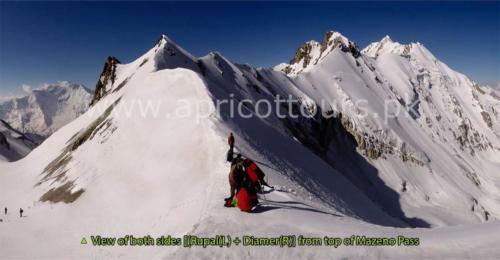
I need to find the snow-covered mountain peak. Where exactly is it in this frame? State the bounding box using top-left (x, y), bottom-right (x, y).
top-left (89, 34), bottom-right (203, 105)
top-left (275, 30), bottom-right (358, 76)
top-left (362, 35), bottom-right (407, 58)
top-left (154, 34), bottom-right (170, 47)
top-left (153, 35), bottom-right (198, 70)
top-left (0, 82), bottom-right (92, 138)
top-left (381, 35), bottom-right (393, 43)
top-left (362, 36), bottom-right (436, 62)
top-left (323, 30), bottom-right (350, 45)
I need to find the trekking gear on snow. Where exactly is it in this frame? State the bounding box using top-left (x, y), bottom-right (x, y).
top-left (225, 133), bottom-right (271, 212)
top-left (224, 197), bottom-right (237, 207)
top-left (227, 155), bottom-right (264, 212)
top-left (235, 187), bottom-right (258, 212)
top-left (243, 159), bottom-right (270, 192)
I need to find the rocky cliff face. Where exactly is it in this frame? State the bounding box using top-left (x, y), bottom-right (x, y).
top-left (90, 56), bottom-right (120, 106)
top-left (278, 31), bottom-right (353, 75)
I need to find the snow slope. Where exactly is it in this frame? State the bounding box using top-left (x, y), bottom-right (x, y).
top-left (1, 33), bottom-right (499, 259)
top-left (0, 81), bottom-right (93, 138)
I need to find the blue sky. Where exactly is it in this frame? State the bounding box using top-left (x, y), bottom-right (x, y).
top-left (0, 1), bottom-right (498, 96)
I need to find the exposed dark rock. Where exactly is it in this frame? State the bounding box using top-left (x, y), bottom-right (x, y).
top-left (481, 111), bottom-right (493, 128)
top-left (112, 76), bottom-right (131, 94)
top-left (471, 197), bottom-right (478, 211)
top-left (197, 60), bottom-right (207, 76)
top-left (282, 66), bottom-right (293, 74)
top-left (40, 181), bottom-right (84, 204)
top-left (289, 42), bottom-right (314, 68)
top-left (341, 41), bottom-right (361, 58)
top-left (155, 35), bottom-right (167, 49)
top-left (90, 56), bottom-right (121, 106)
top-left (402, 45), bottom-right (412, 56)
top-left (255, 70), bottom-right (263, 82)
top-left (459, 164), bottom-right (481, 187)
top-left (454, 119), bottom-right (490, 154)
top-left (320, 31), bottom-right (334, 54)
top-left (339, 116), bottom-right (386, 159)
top-left (281, 32), bottom-right (361, 74)
top-left (0, 132), bottom-right (9, 150)
top-left (139, 58), bottom-right (149, 67)
top-left (472, 83), bottom-right (486, 95)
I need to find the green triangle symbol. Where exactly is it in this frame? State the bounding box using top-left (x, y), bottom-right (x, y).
top-left (81, 238), bottom-right (87, 245)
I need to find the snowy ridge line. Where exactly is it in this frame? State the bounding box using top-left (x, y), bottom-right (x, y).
top-left (60, 32), bottom-right (500, 227)
top-left (1, 30), bottom-right (499, 258)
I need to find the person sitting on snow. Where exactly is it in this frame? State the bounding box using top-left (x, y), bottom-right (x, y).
top-left (225, 154), bottom-right (259, 212)
top-left (224, 133), bottom-right (262, 212)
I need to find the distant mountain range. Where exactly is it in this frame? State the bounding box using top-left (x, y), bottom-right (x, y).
top-left (0, 81), bottom-right (92, 161)
top-left (0, 81), bottom-right (92, 138)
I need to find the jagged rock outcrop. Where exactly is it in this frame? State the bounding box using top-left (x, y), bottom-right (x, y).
top-left (341, 41), bottom-right (361, 58)
top-left (481, 111), bottom-right (493, 128)
top-left (279, 31), bottom-right (353, 75)
top-left (289, 41), bottom-right (316, 69)
top-left (90, 56), bottom-right (121, 106)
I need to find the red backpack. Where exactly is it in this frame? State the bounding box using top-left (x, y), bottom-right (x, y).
top-left (245, 159), bottom-right (260, 183)
top-left (236, 187), bottom-right (258, 212)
